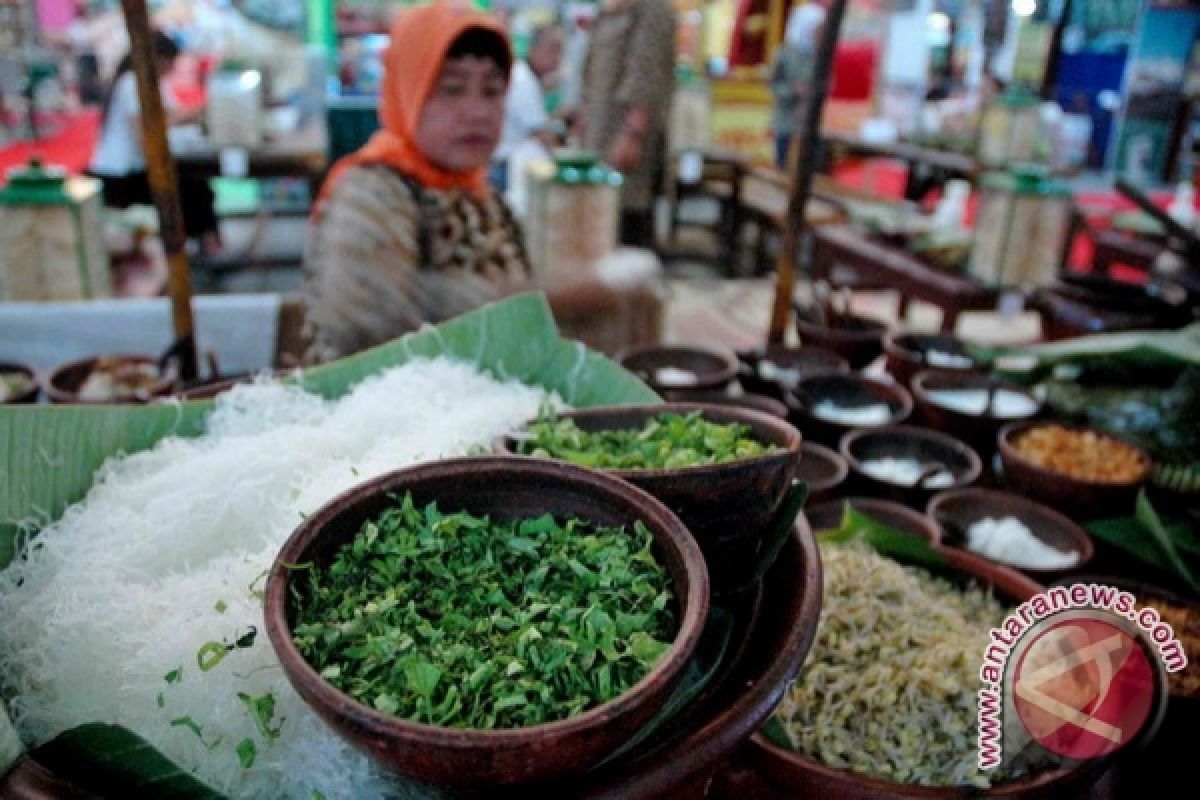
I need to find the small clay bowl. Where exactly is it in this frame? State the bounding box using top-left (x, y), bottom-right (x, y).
top-left (786, 374), bottom-right (913, 446)
top-left (736, 345), bottom-right (850, 401)
top-left (927, 488), bottom-right (1093, 580)
top-left (997, 421), bottom-right (1153, 518)
top-left (45, 354), bottom-right (178, 404)
top-left (840, 425), bottom-right (983, 509)
top-left (793, 307), bottom-right (887, 369)
top-left (173, 369), bottom-right (293, 401)
top-left (744, 551), bottom-right (1132, 799)
top-left (264, 456), bottom-right (709, 787)
top-left (911, 370), bottom-right (1042, 457)
top-left (616, 344), bottom-right (739, 395)
top-left (0, 361), bottom-right (39, 403)
top-left (500, 404), bottom-right (802, 590)
top-left (804, 496), bottom-right (939, 543)
top-left (795, 442), bottom-right (849, 507)
top-left (664, 388), bottom-right (789, 419)
top-left (883, 332), bottom-right (979, 388)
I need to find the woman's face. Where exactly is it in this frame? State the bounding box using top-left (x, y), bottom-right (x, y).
top-left (415, 56), bottom-right (507, 173)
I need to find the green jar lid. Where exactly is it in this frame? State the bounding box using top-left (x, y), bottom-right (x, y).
top-left (0, 159), bottom-right (72, 206)
top-left (552, 150), bottom-right (623, 186)
top-left (999, 88), bottom-right (1040, 109)
top-left (980, 171), bottom-right (1015, 192)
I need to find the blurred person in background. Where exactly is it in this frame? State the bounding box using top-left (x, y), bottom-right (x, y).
top-left (491, 23), bottom-right (564, 191)
top-left (88, 31), bottom-right (221, 256)
top-left (768, 2), bottom-right (825, 170)
top-left (579, 0), bottom-right (677, 249)
top-left (304, 2), bottom-right (620, 363)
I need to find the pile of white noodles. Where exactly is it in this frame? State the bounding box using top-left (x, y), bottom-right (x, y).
top-left (0, 358), bottom-right (556, 799)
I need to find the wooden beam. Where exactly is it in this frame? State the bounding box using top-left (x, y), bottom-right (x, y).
top-left (767, 0), bottom-right (848, 343)
top-left (119, 0), bottom-right (198, 382)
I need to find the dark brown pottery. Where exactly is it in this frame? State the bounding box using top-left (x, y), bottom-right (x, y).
top-left (805, 496), bottom-right (940, 542)
top-left (793, 306), bottom-right (887, 369)
top-left (263, 457), bottom-right (710, 787)
top-left (736, 345), bottom-right (850, 401)
top-left (912, 370), bottom-right (1042, 458)
top-left (787, 374), bottom-right (913, 447)
top-left (744, 549), bottom-right (1129, 799)
top-left (500, 404), bottom-right (803, 589)
top-left (883, 332), bottom-right (980, 390)
top-left (0, 361), bottom-right (39, 403)
top-left (927, 488), bottom-right (1094, 581)
top-left (173, 369), bottom-right (292, 400)
top-left (997, 422), bottom-right (1153, 519)
top-left (616, 344), bottom-right (739, 395)
top-left (795, 442), bottom-right (850, 507)
top-left (45, 354), bottom-right (178, 404)
top-left (663, 388), bottom-right (789, 419)
top-left (841, 425), bottom-right (983, 508)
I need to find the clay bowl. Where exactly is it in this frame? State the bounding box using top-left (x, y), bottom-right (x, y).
top-left (263, 457), bottom-right (709, 787)
top-left (0, 361), bottom-right (39, 403)
top-left (499, 404), bottom-right (802, 591)
top-left (616, 344), bottom-right (739, 396)
top-left (795, 442), bottom-right (850, 507)
top-left (736, 345), bottom-right (850, 401)
top-left (663, 388), bottom-right (788, 419)
top-left (804, 496), bottom-right (940, 543)
top-left (786, 374), bottom-right (913, 447)
top-left (793, 307), bottom-right (887, 369)
top-left (883, 332), bottom-right (980, 389)
top-left (45, 354), bottom-right (178, 404)
top-left (927, 488), bottom-right (1094, 581)
top-left (742, 549), bottom-right (1128, 799)
top-left (997, 421), bottom-right (1153, 519)
top-left (911, 371), bottom-right (1042, 458)
top-left (840, 425), bottom-right (983, 509)
top-left (173, 369), bottom-right (292, 401)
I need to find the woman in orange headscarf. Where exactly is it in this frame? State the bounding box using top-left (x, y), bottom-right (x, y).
top-left (305, 2), bottom-right (595, 362)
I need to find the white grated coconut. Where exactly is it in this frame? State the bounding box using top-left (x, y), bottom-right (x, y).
top-left (0, 358), bottom-right (559, 799)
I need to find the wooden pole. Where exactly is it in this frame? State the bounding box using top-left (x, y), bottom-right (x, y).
top-left (120, 0), bottom-right (198, 382)
top-left (767, 0), bottom-right (849, 343)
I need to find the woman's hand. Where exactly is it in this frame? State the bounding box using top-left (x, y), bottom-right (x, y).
top-left (607, 129), bottom-right (642, 173)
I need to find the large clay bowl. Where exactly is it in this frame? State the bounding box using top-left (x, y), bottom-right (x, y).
top-left (786, 374), bottom-right (913, 447)
top-left (911, 370), bottom-right (1042, 458)
top-left (0, 361), bottom-right (39, 403)
top-left (997, 421), bottom-right (1153, 518)
top-left (737, 345), bottom-right (850, 401)
top-left (264, 457), bottom-right (710, 787)
top-left (883, 332), bottom-right (980, 389)
top-left (45, 354), bottom-right (178, 404)
top-left (927, 488), bottom-right (1094, 581)
top-left (841, 425), bottom-right (983, 509)
top-left (616, 344), bottom-right (739, 396)
top-left (501, 404), bottom-right (802, 589)
top-left (794, 307), bottom-right (887, 369)
top-left (743, 546), bottom-right (1135, 798)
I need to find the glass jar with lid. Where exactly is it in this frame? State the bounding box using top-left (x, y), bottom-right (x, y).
top-left (978, 90), bottom-right (1043, 166)
top-left (968, 167), bottom-right (1072, 289)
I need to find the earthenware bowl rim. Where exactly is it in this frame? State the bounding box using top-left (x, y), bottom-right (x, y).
top-left (45, 353), bottom-right (178, 403)
top-left (616, 343), bottom-right (740, 387)
top-left (910, 370), bottom-right (1043, 423)
top-left (0, 360), bottom-right (40, 402)
top-left (797, 441), bottom-right (851, 491)
top-left (883, 331), bottom-right (977, 365)
top-left (787, 374), bottom-right (916, 421)
top-left (805, 496), bottom-right (940, 543)
top-left (926, 487), bottom-right (1096, 573)
top-left (839, 424), bottom-right (985, 488)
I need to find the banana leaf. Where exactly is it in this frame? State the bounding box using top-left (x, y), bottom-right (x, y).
top-left (980, 323), bottom-right (1200, 382)
top-left (0, 293), bottom-right (658, 570)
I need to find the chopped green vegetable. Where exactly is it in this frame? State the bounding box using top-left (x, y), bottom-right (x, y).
top-left (164, 667), bottom-right (182, 685)
top-left (196, 627), bottom-right (257, 672)
top-left (236, 691), bottom-right (282, 741)
top-left (516, 410), bottom-right (776, 470)
top-left (170, 717), bottom-right (221, 750)
top-left (236, 738), bottom-right (256, 769)
top-left (214, 600), bottom-right (227, 614)
top-left (291, 492), bottom-right (677, 730)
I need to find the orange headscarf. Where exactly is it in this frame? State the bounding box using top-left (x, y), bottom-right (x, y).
top-left (317, 2), bottom-right (511, 209)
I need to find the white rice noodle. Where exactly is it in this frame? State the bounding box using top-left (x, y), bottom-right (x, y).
top-left (0, 358), bottom-right (559, 799)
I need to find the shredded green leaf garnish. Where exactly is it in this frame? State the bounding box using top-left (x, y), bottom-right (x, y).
top-left (517, 409), bottom-right (776, 469)
top-left (236, 691), bottom-right (282, 741)
top-left (290, 492), bottom-right (676, 730)
top-left (164, 667), bottom-right (182, 685)
top-left (170, 717), bottom-right (221, 750)
top-left (235, 738), bottom-right (256, 769)
top-left (214, 600), bottom-right (228, 614)
top-left (197, 627), bottom-right (258, 671)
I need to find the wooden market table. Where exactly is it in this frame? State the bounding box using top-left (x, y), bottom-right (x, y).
top-left (809, 224), bottom-right (996, 332)
top-left (821, 132), bottom-right (979, 202)
top-left (172, 119), bottom-right (329, 194)
top-left (1090, 228), bottom-right (1164, 276)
